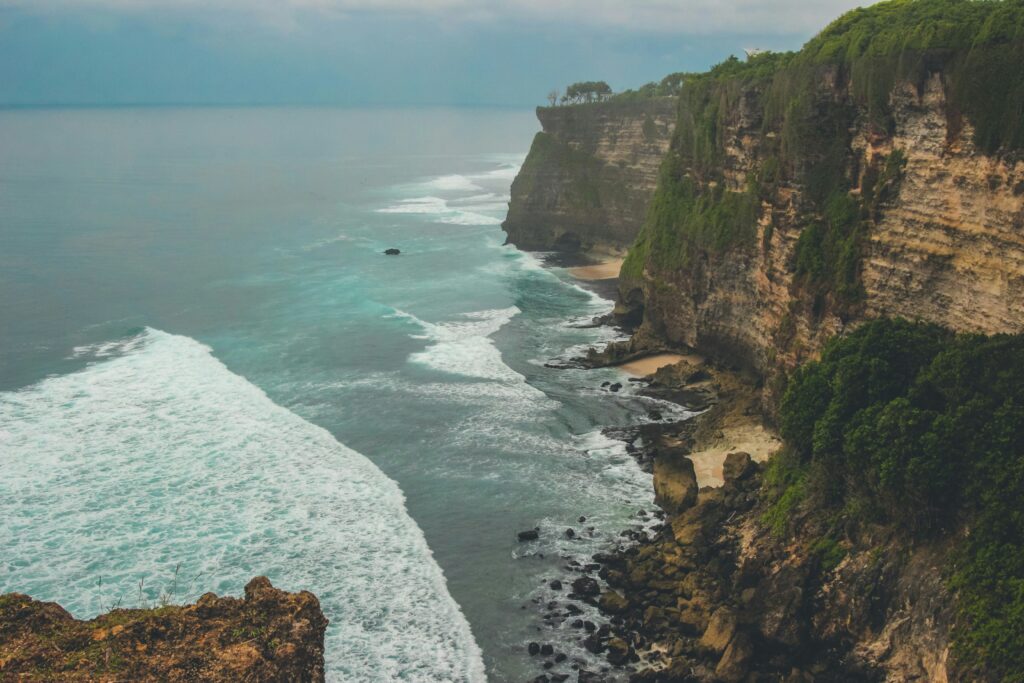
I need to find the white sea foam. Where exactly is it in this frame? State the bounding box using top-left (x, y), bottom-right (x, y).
top-left (70, 334), bottom-right (148, 360)
top-left (423, 174), bottom-right (484, 192)
top-left (0, 328), bottom-right (485, 683)
top-left (378, 195), bottom-right (449, 215)
top-left (470, 165), bottom-right (519, 181)
top-left (391, 307), bottom-right (533, 385)
top-left (452, 193), bottom-right (510, 212)
top-left (438, 211), bottom-right (502, 226)
top-left (378, 196), bottom-right (502, 226)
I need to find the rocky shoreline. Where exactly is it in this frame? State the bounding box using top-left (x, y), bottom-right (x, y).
top-left (521, 331), bottom-right (957, 683)
top-left (517, 332), bottom-right (772, 682)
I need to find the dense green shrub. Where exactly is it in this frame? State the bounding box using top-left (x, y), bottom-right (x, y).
top-left (799, 0), bottom-right (1024, 153)
top-left (775, 319), bottom-right (1024, 679)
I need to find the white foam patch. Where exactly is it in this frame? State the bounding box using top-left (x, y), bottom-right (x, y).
top-left (423, 174), bottom-right (484, 192)
top-left (378, 196), bottom-right (449, 215)
top-left (438, 211), bottom-right (502, 226)
top-left (70, 334), bottom-right (148, 360)
top-left (451, 193), bottom-right (510, 212)
top-left (470, 165), bottom-right (519, 181)
top-left (0, 328), bottom-right (485, 683)
top-left (377, 196), bottom-right (502, 226)
top-left (570, 430), bottom-right (655, 505)
top-left (392, 307), bottom-right (536, 386)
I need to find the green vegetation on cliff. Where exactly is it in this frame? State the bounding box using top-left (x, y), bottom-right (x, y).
top-left (621, 53), bottom-right (790, 282)
top-left (512, 131), bottom-right (605, 210)
top-left (623, 0), bottom-right (1024, 307)
top-left (770, 319), bottom-right (1024, 680)
top-left (800, 0), bottom-right (1024, 153)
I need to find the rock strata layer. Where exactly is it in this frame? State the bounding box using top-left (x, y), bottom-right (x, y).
top-left (619, 70), bottom-right (1024, 390)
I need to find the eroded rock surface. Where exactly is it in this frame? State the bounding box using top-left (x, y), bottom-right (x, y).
top-left (0, 577), bottom-right (327, 682)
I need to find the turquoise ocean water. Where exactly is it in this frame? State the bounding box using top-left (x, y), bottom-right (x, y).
top-left (0, 107), bottom-right (684, 681)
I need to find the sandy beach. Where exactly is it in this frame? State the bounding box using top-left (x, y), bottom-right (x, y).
top-left (687, 421), bottom-right (782, 488)
top-left (568, 257), bottom-right (624, 281)
top-left (617, 353), bottom-right (702, 377)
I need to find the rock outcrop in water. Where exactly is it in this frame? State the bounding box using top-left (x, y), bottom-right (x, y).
top-left (0, 576), bottom-right (327, 682)
top-left (502, 99), bottom-right (677, 252)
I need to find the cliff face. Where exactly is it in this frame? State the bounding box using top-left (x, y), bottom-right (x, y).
top-left (502, 99), bottom-right (676, 252)
top-left (0, 577), bottom-right (327, 682)
top-left (618, 67), bottom-right (1024, 386)
top-left (861, 75), bottom-right (1024, 332)
top-left (501, 3), bottom-right (1024, 681)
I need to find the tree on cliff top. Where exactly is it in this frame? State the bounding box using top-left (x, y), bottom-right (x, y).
top-left (560, 81), bottom-right (613, 105)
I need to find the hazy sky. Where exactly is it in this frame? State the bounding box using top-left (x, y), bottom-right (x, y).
top-left (0, 0), bottom-right (870, 106)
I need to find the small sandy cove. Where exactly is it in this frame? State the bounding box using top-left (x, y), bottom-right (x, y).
top-left (618, 353), bottom-right (700, 377)
top-left (568, 257), bottom-right (624, 281)
top-left (616, 352), bottom-right (783, 488)
top-left (688, 424), bottom-right (782, 488)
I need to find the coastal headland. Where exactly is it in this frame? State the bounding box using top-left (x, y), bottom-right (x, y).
top-left (507, 0), bottom-right (1024, 680)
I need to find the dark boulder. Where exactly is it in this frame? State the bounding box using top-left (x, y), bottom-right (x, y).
top-left (653, 453), bottom-right (698, 514)
top-left (383, 248), bottom-right (401, 255)
top-left (605, 637), bottom-right (631, 665)
top-left (583, 634), bottom-right (605, 654)
top-left (571, 577), bottom-right (601, 597)
top-left (723, 451), bottom-right (754, 483)
top-left (518, 529), bottom-right (540, 542)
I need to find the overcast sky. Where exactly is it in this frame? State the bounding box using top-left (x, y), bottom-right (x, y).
top-left (0, 0), bottom-right (871, 106)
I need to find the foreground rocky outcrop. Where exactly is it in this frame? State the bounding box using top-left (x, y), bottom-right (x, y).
top-left (0, 577), bottom-right (327, 682)
top-left (502, 99), bottom-right (677, 253)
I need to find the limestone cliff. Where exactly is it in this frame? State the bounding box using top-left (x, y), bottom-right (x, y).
top-left (502, 99), bottom-right (676, 252)
top-left (501, 2), bottom-right (1024, 681)
top-left (0, 577), bottom-right (327, 682)
top-left (616, 10), bottom-right (1024, 388)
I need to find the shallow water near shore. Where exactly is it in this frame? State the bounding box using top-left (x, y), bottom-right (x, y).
top-left (0, 107), bottom-right (678, 681)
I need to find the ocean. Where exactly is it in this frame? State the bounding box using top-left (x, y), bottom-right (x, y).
top-left (0, 107), bottom-right (683, 681)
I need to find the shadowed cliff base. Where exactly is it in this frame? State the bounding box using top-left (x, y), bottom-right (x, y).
top-left (0, 577), bottom-right (327, 682)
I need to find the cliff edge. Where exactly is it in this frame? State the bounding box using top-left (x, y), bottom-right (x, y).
top-left (502, 99), bottom-right (676, 252)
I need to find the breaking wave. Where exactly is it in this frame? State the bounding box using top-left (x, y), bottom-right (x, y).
top-left (0, 328), bottom-right (486, 683)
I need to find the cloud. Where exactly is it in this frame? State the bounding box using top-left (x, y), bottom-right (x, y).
top-left (0, 0), bottom-right (870, 35)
